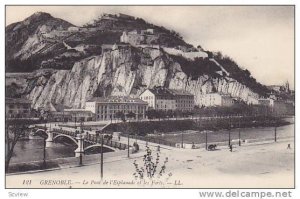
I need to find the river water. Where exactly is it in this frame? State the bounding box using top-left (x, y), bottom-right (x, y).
top-left (10, 136), bottom-right (113, 164)
top-left (10, 137), bottom-right (77, 164)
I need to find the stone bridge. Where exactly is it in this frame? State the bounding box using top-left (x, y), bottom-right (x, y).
top-left (30, 126), bottom-right (129, 157)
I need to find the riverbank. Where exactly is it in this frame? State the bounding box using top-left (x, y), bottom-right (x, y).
top-left (6, 133), bottom-right (292, 175)
top-left (6, 138), bottom-right (294, 188)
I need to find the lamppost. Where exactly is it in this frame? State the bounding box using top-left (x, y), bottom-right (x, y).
top-left (274, 123), bottom-right (277, 142)
top-left (43, 135), bottom-right (46, 169)
top-left (80, 119), bottom-right (84, 133)
top-left (75, 132), bottom-right (83, 166)
top-left (274, 112), bottom-right (277, 142)
top-left (62, 109), bottom-right (65, 124)
top-left (181, 132), bottom-right (184, 148)
top-left (100, 131), bottom-right (103, 180)
top-left (228, 117), bottom-right (232, 146)
top-left (74, 113), bottom-right (77, 129)
top-left (79, 120), bottom-right (85, 166)
top-left (43, 118), bottom-right (47, 169)
top-left (121, 115), bottom-right (130, 158)
top-left (79, 151), bottom-right (83, 166)
top-left (205, 131), bottom-right (208, 150)
top-left (127, 131), bottom-right (130, 158)
top-left (49, 114), bottom-right (52, 131)
top-left (238, 116), bottom-right (241, 146)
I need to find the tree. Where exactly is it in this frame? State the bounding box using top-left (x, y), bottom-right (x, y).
top-left (5, 119), bottom-right (33, 172)
top-left (126, 111), bottom-right (136, 121)
top-left (166, 110), bottom-right (174, 118)
top-left (115, 111), bottom-right (125, 121)
top-left (146, 109), bottom-right (157, 120)
top-left (156, 110), bottom-right (166, 121)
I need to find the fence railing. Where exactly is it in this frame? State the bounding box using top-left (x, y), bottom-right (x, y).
top-left (127, 134), bottom-right (176, 147)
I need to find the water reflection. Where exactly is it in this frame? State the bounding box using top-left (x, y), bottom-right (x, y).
top-left (11, 137), bottom-right (77, 164)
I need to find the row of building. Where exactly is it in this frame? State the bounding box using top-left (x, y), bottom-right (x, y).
top-left (5, 88), bottom-right (195, 121)
top-left (5, 87), bottom-right (294, 121)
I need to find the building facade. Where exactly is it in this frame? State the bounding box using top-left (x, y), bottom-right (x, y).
top-left (5, 98), bottom-right (32, 118)
top-left (258, 98), bottom-right (294, 115)
top-left (120, 29), bottom-right (158, 46)
top-left (139, 88), bottom-right (194, 111)
top-left (198, 93), bottom-right (234, 107)
top-left (246, 94), bottom-right (259, 105)
top-left (63, 109), bottom-right (95, 122)
top-left (85, 96), bottom-right (148, 121)
top-left (258, 98), bottom-right (275, 107)
top-left (171, 90), bottom-right (195, 111)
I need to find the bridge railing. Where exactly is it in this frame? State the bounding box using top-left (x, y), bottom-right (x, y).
top-left (52, 128), bottom-right (77, 136)
top-left (86, 134), bottom-right (128, 150)
top-left (51, 128), bottom-right (128, 150)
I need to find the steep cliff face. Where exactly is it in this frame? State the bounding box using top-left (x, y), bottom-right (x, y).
top-left (6, 12), bottom-right (267, 109)
top-left (23, 46), bottom-right (259, 109)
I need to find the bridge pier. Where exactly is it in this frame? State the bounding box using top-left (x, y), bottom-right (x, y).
top-left (75, 134), bottom-right (84, 158)
top-left (45, 130), bottom-right (54, 148)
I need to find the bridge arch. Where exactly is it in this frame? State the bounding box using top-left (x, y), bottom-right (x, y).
top-left (33, 129), bottom-right (48, 137)
top-left (84, 144), bottom-right (117, 152)
top-left (53, 134), bottom-right (78, 145)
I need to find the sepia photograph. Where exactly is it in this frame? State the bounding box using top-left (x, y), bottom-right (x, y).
top-left (4, 5), bottom-right (295, 189)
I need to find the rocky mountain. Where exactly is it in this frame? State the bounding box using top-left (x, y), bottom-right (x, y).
top-left (6, 12), bottom-right (76, 72)
top-left (5, 12), bottom-right (270, 109)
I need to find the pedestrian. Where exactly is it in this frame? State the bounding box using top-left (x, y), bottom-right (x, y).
top-left (192, 142), bottom-right (195, 149)
top-left (136, 143), bottom-right (139, 152)
top-left (157, 145), bottom-right (160, 152)
top-left (118, 134), bottom-right (121, 141)
top-left (287, 144), bottom-right (291, 149)
top-left (229, 144), bottom-right (233, 152)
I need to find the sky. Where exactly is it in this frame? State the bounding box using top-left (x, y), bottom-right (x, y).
top-left (6, 6), bottom-right (295, 88)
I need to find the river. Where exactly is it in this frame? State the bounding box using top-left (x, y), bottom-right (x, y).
top-left (10, 137), bottom-right (77, 164)
top-left (10, 136), bottom-right (113, 164)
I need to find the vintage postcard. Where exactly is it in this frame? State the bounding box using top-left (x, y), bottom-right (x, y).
top-left (5, 5), bottom-right (295, 189)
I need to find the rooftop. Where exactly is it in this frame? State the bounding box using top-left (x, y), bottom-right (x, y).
top-left (202, 92), bottom-right (232, 98)
top-left (87, 96), bottom-right (147, 104)
top-left (147, 87), bottom-right (193, 97)
top-left (64, 109), bottom-right (94, 114)
top-left (169, 89), bottom-right (194, 96)
top-left (148, 88), bottom-right (174, 97)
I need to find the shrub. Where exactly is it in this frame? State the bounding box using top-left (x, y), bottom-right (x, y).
top-left (133, 147), bottom-right (171, 180)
